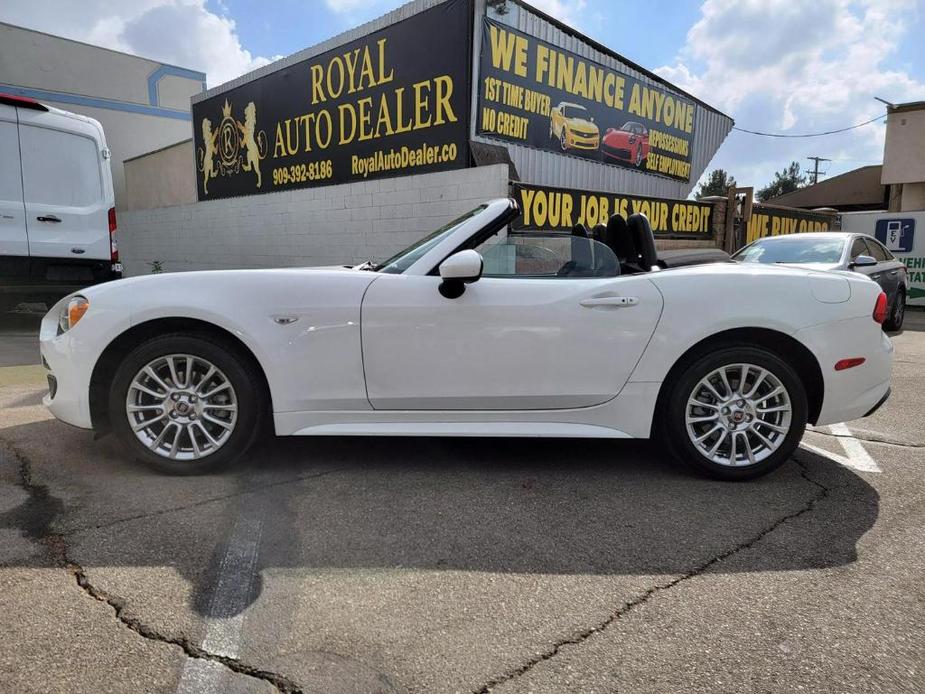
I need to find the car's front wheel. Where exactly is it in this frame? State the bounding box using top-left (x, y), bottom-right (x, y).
top-left (109, 333), bottom-right (265, 474)
top-left (660, 346), bottom-right (808, 480)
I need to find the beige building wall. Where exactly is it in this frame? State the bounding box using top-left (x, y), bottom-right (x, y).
top-left (900, 182), bottom-right (925, 212)
top-left (882, 105), bottom-right (925, 185)
top-left (0, 22), bottom-right (203, 204)
top-left (124, 140), bottom-right (197, 211)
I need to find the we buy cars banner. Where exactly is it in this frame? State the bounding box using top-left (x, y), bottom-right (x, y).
top-left (476, 18), bottom-right (697, 182)
top-left (511, 182), bottom-right (714, 239)
top-left (745, 204), bottom-right (836, 245)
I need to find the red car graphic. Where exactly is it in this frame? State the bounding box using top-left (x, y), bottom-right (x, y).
top-left (601, 121), bottom-right (649, 167)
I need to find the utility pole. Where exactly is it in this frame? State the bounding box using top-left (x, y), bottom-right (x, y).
top-left (807, 156), bottom-right (831, 185)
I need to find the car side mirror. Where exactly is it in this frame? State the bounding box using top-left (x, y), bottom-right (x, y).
top-left (849, 254), bottom-right (877, 269)
top-left (438, 249), bottom-right (483, 299)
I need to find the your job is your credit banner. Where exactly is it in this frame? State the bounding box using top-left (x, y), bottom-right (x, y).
top-left (477, 18), bottom-right (697, 182)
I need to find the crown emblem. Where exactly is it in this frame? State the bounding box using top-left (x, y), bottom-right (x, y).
top-left (221, 99), bottom-right (232, 119)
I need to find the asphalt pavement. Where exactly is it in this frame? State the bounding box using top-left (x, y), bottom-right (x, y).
top-left (1, 309), bottom-right (923, 693)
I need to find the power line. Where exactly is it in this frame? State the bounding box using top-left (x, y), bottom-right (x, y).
top-left (732, 115), bottom-right (886, 138)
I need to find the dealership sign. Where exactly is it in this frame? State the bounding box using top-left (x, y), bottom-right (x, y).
top-left (745, 205), bottom-right (835, 244)
top-left (191, 0), bottom-right (471, 200)
top-left (511, 183), bottom-right (713, 238)
top-left (477, 18), bottom-right (697, 182)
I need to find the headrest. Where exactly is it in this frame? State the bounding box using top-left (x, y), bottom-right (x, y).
top-left (571, 223), bottom-right (589, 238)
top-left (605, 214), bottom-right (636, 260)
top-left (590, 223), bottom-right (607, 244)
top-left (627, 213), bottom-right (658, 271)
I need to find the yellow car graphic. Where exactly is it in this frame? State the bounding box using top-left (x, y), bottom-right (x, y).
top-left (549, 101), bottom-right (600, 152)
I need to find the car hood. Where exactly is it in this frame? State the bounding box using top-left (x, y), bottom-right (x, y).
top-left (565, 118), bottom-right (598, 134)
top-left (75, 265), bottom-right (368, 299)
top-left (768, 261), bottom-right (841, 272)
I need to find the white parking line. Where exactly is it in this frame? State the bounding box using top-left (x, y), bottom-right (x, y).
top-left (801, 423), bottom-right (881, 473)
top-left (175, 515), bottom-right (263, 693)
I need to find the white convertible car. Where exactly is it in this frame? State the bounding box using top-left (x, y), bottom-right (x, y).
top-left (40, 199), bottom-right (893, 479)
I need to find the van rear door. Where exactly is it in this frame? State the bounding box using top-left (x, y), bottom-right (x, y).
top-left (18, 108), bottom-right (112, 264)
top-left (0, 103), bottom-right (28, 276)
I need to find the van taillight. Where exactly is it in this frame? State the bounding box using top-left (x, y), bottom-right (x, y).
top-left (872, 292), bottom-right (888, 324)
top-left (108, 207), bottom-right (119, 262)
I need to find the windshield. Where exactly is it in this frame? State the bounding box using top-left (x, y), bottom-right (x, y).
top-left (377, 205), bottom-right (487, 274)
top-left (561, 105), bottom-right (587, 119)
top-left (734, 237), bottom-right (845, 265)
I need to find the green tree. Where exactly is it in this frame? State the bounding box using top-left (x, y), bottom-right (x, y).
top-left (695, 169), bottom-right (736, 199)
top-left (757, 161), bottom-right (806, 201)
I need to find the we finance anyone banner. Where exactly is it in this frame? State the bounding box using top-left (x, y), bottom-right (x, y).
top-left (477, 18), bottom-right (697, 182)
top-left (192, 0), bottom-right (471, 200)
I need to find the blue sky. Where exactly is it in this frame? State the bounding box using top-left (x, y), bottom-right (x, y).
top-left (3, 0), bottom-right (924, 192)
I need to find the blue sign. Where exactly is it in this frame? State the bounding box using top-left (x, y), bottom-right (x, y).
top-left (875, 218), bottom-right (915, 253)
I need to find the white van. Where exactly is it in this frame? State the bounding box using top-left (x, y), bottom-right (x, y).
top-left (1, 93), bottom-right (121, 310)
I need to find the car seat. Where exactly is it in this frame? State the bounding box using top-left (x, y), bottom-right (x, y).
top-left (571, 222), bottom-right (590, 238)
top-left (626, 213), bottom-right (658, 272)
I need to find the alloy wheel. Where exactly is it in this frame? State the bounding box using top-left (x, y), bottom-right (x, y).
top-left (894, 292), bottom-right (905, 326)
top-left (125, 354), bottom-right (238, 461)
top-left (685, 362), bottom-right (792, 467)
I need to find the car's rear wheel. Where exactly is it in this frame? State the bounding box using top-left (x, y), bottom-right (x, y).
top-left (660, 346), bottom-right (807, 480)
top-left (884, 289), bottom-right (905, 331)
top-left (109, 333), bottom-right (265, 474)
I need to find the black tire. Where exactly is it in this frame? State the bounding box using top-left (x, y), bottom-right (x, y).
top-left (884, 288), bottom-right (905, 332)
top-left (659, 345), bottom-right (808, 481)
top-left (109, 333), bottom-right (266, 475)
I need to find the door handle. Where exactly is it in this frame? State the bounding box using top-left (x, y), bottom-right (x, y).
top-left (37, 215), bottom-right (61, 223)
top-left (580, 296), bottom-right (639, 308)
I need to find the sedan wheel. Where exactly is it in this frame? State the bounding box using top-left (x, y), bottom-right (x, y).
top-left (884, 290), bottom-right (905, 331)
top-left (661, 346), bottom-right (807, 480)
top-left (110, 333), bottom-right (264, 474)
top-left (560, 130), bottom-right (568, 151)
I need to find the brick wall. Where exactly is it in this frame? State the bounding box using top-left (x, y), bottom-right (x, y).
top-left (119, 164), bottom-right (510, 276)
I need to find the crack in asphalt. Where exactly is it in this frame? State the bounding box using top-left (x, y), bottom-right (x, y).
top-left (63, 463), bottom-right (356, 536)
top-left (2, 437), bottom-right (305, 694)
top-left (807, 428), bottom-right (925, 449)
top-left (473, 458), bottom-right (831, 693)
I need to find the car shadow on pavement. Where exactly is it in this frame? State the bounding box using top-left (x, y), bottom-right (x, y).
top-left (0, 419), bottom-right (879, 619)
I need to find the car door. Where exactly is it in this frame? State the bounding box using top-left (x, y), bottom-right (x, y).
top-left (17, 109), bottom-right (111, 262)
top-left (360, 237), bottom-right (663, 410)
top-left (0, 104), bottom-right (28, 279)
top-left (848, 236), bottom-right (884, 288)
top-left (863, 236), bottom-right (903, 298)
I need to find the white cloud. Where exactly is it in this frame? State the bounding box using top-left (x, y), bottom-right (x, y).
top-left (0, 0), bottom-right (275, 88)
top-left (324, 0), bottom-right (374, 12)
top-left (656, 0), bottom-right (925, 191)
top-left (523, 0), bottom-right (587, 29)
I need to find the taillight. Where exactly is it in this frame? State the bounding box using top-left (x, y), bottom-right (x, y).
top-left (108, 207), bottom-right (119, 262)
top-left (872, 291), bottom-right (888, 324)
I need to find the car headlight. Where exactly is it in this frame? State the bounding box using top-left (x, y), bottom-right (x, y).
top-left (58, 295), bottom-right (90, 334)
